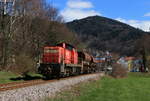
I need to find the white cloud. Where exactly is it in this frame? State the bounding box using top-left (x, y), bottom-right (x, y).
top-left (116, 18), bottom-right (150, 32)
top-left (144, 12), bottom-right (150, 17)
top-left (61, 8), bottom-right (100, 21)
top-left (61, 0), bottom-right (101, 22)
top-left (67, 0), bottom-right (93, 9)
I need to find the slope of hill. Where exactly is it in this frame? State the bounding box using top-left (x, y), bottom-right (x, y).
top-left (66, 16), bottom-right (148, 56)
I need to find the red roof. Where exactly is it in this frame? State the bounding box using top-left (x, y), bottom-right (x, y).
top-left (125, 57), bottom-right (135, 61)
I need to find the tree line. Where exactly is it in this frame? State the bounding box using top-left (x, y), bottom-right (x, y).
top-left (0, 0), bottom-right (81, 75)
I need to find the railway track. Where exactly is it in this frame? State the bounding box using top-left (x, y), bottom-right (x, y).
top-left (0, 79), bottom-right (46, 92)
top-left (0, 73), bottom-right (102, 92)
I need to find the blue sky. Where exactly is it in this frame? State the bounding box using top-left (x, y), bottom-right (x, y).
top-left (47, 0), bottom-right (150, 31)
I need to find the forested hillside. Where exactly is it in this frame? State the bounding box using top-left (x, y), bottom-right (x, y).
top-left (67, 16), bottom-right (150, 56)
top-left (0, 0), bottom-right (80, 74)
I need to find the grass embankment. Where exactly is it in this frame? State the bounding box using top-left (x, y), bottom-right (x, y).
top-left (0, 71), bottom-right (19, 84)
top-left (0, 71), bottom-right (43, 84)
top-left (46, 73), bottom-right (150, 101)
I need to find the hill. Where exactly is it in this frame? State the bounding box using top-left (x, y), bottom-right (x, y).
top-left (66, 16), bottom-right (149, 56)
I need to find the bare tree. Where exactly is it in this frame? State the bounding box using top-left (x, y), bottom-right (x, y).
top-left (136, 34), bottom-right (150, 72)
top-left (0, 0), bottom-right (16, 68)
top-left (0, 0), bottom-right (79, 74)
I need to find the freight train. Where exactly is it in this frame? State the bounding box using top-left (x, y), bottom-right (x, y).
top-left (38, 43), bottom-right (97, 79)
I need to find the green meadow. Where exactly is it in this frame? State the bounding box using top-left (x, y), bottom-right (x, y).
top-left (46, 73), bottom-right (150, 101)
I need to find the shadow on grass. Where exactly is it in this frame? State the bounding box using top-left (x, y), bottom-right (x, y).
top-left (10, 74), bottom-right (43, 81)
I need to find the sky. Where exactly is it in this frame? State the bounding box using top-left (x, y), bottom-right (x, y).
top-left (47, 0), bottom-right (150, 32)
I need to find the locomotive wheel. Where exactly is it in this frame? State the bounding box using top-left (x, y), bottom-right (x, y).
top-left (45, 68), bottom-right (51, 79)
top-left (43, 66), bottom-right (53, 79)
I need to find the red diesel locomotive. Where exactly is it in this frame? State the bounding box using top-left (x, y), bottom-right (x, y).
top-left (38, 43), bottom-right (97, 79)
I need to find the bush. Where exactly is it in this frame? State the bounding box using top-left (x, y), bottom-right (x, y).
top-left (11, 54), bottom-right (36, 77)
top-left (111, 63), bottom-right (128, 78)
